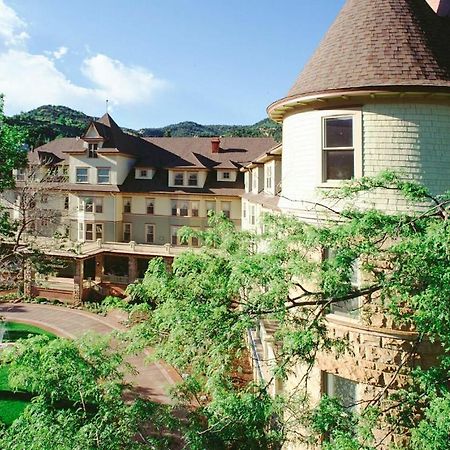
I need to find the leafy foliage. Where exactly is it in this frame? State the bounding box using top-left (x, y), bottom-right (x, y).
top-left (125, 172), bottom-right (450, 448)
top-left (0, 95), bottom-right (27, 191)
top-left (0, 334), bottom-right (171, 449)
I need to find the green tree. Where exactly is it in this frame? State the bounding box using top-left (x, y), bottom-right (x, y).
top-left (0, 95), bottom-right (27, 191)
top-left (127, 172), bottom-right (450, 449)
top-left (0, 334), bottom-right (171, 450)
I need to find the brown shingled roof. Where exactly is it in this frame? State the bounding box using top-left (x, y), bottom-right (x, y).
top-left (28, 137), bottom-right (82, 165)
top-left (282, 0), bottom-right (450, 102)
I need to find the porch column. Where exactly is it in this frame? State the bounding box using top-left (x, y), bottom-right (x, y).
top-left (73, 259), bottom-right (84, 304)
top-left (128, 256), bottom-right (137, 283)
top-left (95, 254), bottom-right (104, 283)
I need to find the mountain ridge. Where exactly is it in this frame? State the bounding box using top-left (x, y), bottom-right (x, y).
top-left (6, 105), bottom-right (281, 148)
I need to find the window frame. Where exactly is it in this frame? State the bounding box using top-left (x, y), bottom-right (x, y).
top-left (88, 143), bottom-right (99, 158)
top-left (188, 172), bottom-right (198, 186)
top-left (322, 372), bottom-right (358, 411)
top-left (76, 167), bottom-right (89, 184)
top-left (221, 201), bottom-right (231, 219)
top-left (145, 224), bottom-right (155, 244)
top-left (174, 172), bottom-right (184, 186)
top-left (123, 223), bottom-right (132, 242)
top-left (146, 198), bottom-right (155, 215)
top-left (123, 197), bottom-right (132, 214)
top-left (97, 167), bottom-right (111, 185)
top-left (320, 110), bottom-right (362, 184)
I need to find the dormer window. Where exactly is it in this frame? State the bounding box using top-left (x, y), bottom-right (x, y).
top-left (135, 168), bottom-right (154, 179)
top-left (223, 172), bottom-right (230, 180)
top-left (174, 172), bottom-right (184, 186)
top-left (188, 173), bottom-right (198, 186)
top-left (88, 143), bottom-right (98, 158)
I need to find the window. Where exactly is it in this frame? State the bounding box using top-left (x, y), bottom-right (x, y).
top-left (123, 223), bottom-right (132, 242)
top-left (145, 224), bottom-right (155, 244)
top-left (82, 197), bottom-right (103, 213)
top-left (84, 197), bottom-right (94, 212)
top-left (266, 166), bottom-right (272, 190)
top-left (243, 202), bottom-right (247, 219)
top-left (95, 223), bottom-right (103, 241)
top-left (76, 167), bottom-right (88, 183)
top-left (222, 171), bottom-right (230, 180)
top-left (191, 201), bottom-right (199, 217)
top-left (206, 201), bottom-right (215, 216)
top-left (16, 168), bottom-right (25, 181)
top-left (123, 197), bottom-right (132, 213)
top-left (146, 198), bottom-right (154, 215)
top-left (140, 169), bottom-right (147, 177)
top-left (174, 172), bottom-right (184, 186)
top-left (171, 227), bottom-right (179, 245)
top-left (180, 201), bottom-right (189, 217)
top-left (97, 167), bottom-right (111, 184)
top-left (94, 198), bottom-right (103, 213)
top-left (191, 235), bottom-right (199, 247)
top-left (85, 223), bottom-right (94, 241)
top-left (171, 200), bottom-right (192, 217)
top-left (40, 194), bottom-right (48, 204)
top-left (88, 143), bottom-right (98, 158)
top-left (221, 201), bottom-right (231, 219)
top-left (188, 173), bottom-right (198, 186)
top-left (171, 226), bottom-right (187, 246)
top-left (323, 373), bottom-right (358, 410)
top-left (323, 116), bottom-right (354, 181)
top-left (324, 248), bottom-right (360, 318)
top-left (64, 196), bottom-right (69, 210)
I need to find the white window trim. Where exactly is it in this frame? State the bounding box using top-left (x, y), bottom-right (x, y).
top-left (318, 109), bottom-right (362, 187)
top-left (97, 167), bottom-right (111, 185)
top-left (76, 167), bottom-right (89, 184)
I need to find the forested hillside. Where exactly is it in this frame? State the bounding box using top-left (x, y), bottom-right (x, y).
top-left (6, 105), bottom-right (281, 148)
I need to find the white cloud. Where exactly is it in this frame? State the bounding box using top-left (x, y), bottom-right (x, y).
top-left (82, 54), bottom-right (167, 104)
top-left (0, 0), bottom-right (28, 47)
top-left (0, 2), bottom-right (168, 116)
top-left (53, 46), bottom-right (68, 59)
top-left (0, 50), bottom-right (97, 113)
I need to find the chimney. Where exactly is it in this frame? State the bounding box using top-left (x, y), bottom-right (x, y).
top-left (211, 137), bottom-right (221, 153)
top-left (426, 0), bottom-right (450, 16)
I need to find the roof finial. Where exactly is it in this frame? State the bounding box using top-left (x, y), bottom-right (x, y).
top-left (106, 99), bottom-right (109, 114)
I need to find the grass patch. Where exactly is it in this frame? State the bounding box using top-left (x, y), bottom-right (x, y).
top-left (0, 322), bottom-right (55, 425)
top-left (2, 321), bottom-right (55, 342)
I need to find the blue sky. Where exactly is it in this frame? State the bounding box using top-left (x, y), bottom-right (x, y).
top-left (0, 0), bottom-right (345, 128)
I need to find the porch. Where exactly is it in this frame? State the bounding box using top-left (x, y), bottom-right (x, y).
top-left (30, 240), bottom-right (188, 303)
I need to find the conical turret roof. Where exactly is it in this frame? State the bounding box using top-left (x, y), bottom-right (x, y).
top-left (283, 0), bottom-right (450, 102)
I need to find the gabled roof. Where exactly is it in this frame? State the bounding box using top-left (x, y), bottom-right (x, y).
top-left (28, 137), bottom-right (83, 165)
top-left (278, 0), bottom-right (450, 104)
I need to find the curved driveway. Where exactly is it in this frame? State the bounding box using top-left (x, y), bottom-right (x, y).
top-left (0, 302), bottom-right (179, 404)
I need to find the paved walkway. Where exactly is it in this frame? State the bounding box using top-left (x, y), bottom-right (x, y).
top-left (0, 302), bottom-right (179, 404)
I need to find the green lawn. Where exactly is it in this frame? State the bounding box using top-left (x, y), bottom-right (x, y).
top-left (0, 322), bottom-right (56, 426)
top-left (2, 321), bottom-right (55, 342)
